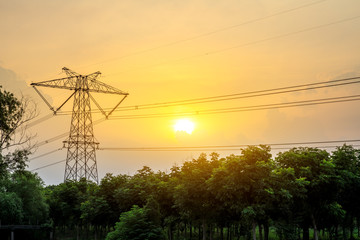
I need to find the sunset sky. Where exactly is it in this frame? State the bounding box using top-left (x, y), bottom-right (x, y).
top-left (1, 0), bottom-right (360, 185)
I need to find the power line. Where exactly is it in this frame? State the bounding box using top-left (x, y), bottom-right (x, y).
top-left (32, 82), bottom-right (360, 149)
top-left (30, 94), bottom-right (360, 170)
top-left (109, 14), bottom-right (360, 76)
top-left (57, 76), bottom-right (360, 115)
top-left (76, 0), bottom-right (327, 69)
top-left (106, 94), bottom-right (360, 120)
top-left (32, 94), bottom-right (360, 151)
top-left (99, 139), bottom-right (360, 151)
top-left (31, 141), bottom-right (360, 171)
top-left (96, 145), bottom-right (360, 152)
top-left (28, 148), bottom-right (63, 162)
top-left (271, 145), bottom-right (360, 151)
top-left (31, 77), bottom-right (360, 148)
top-left (41, 95), bottom-right (360, 149)
top-left (30, 159), bottom-right (66, 172)
top-left (33, 118), bottom-right (106, 149)
top-left (26, 113), bottom-right (54, 129)
top-left (34, 132), bottom-right (69, 148)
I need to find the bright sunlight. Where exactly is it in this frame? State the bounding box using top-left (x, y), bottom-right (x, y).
top-left (174, 119), bottom-right (195, 134)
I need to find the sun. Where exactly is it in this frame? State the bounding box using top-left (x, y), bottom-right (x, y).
top-left (174, 119), bottom-right (195, 134)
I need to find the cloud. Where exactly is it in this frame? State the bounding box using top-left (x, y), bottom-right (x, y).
top-left (0, 66), bottom-right (28, 92)
top-left (0, 66), bottom-right (55, 113)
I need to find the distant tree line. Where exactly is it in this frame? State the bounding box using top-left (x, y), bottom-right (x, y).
top-left (42, 145), bottom-right (360, 240)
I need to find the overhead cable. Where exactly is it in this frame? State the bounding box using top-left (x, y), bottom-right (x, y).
top-left (25, 113), bottom-right (54, 129)
top-left (30, 159), bottom-right (66, 172)
top-left (28, 148), bottom-right (63, 162)
top-left (33, 118), bottom-right (106, 149)
top-left (57, 76), bottom-right (360, 115)
top-left (31, 141), bottom-right (359, 171)
top-left (106, 94), bottom-right (360, 120)
top-left (33, 94), bottom-right (360, 150)
top-left (76, 0), bottom-right (328, 69)
top-left (99, 139), bottom-right (360, 151)
top-left (109, 14), bottom-right (360, 76)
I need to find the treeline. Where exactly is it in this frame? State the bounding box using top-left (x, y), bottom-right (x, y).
top-left (39, 145), bottom-right (360, 240)
top-left (2, 144), bottom-right (360, 240)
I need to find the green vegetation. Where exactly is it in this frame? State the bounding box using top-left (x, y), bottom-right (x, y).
top-left (106, 199), bottom-right (165, 240)
top-left (0, 86), bottom-right (49, 239)
top-left (16, 145), bottom-right (360, 240)
top-left (2, 87), bottom-right (360, 240)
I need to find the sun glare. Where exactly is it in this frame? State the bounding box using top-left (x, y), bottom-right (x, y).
top-left (174, 119), bottom-right (195, 134)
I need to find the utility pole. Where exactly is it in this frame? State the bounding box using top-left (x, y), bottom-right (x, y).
top-left (31, 67), bottom-right (128, 183)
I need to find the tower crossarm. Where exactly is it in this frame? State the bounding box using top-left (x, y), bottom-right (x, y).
top-left (31, 76), bottom-right (128, 95)
top-left (30, 76), bottom-right (79, 91)
top-left (87, 79), bottom-right (129, 95)
top-left (62, 67), bottom-right (80, 77)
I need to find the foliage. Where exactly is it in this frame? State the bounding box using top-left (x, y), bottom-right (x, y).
top-left (106, 203), bottom-right (165, 240)
top-left (0, 86), bottom-right (37, 151)
top-left (0, 191), bottom-right (23, 224)
top-left (45, 178), bottom-right (97, 226)
top-left (0, 87), bottom-right (48, 227)
top-left (0, 86), bottom-right (24, 149)
top-left (0, 171), bottom-right (48, 225)
top-left (39, 145), bottom-right (360, 240)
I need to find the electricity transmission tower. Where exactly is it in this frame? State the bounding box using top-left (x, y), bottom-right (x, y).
top-left (31, 67), bottom-right (128, 183)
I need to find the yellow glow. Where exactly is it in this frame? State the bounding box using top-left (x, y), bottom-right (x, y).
top-left (174, 119), bottom-right (195, 134)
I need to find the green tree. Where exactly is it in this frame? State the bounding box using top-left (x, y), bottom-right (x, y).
top-left (93, 173), bottom-right (129, 226)
top-left (0, 86), bottom-right (47, 227)
top-left (46, 178), bottom-right (97, 227)
top-left (266, 166), bottom-right (309, 240)
top-left (7, 171), bottom-right (49, 224)
top-left (332, 145), bottom-right (360, 239)
top-left (174, 153), bottom-right (220, 240)
top-left (0, 149), bottom-right (30, 177)
top-left (106, 202), bottom-right (165, 240)
top-left (208, 146), bottom-right (273, 240)
top-left (0, 191), bottom-right (23, 224)
top-left (276, 147), bottom-right (339, 240)
top-left (112, 166), bottom-right (158, 213)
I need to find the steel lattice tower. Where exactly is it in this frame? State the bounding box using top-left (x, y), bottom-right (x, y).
top-left (31, 67), bottom-right (128, 183)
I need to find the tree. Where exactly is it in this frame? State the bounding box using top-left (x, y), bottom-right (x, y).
top-left (331, 145), bottom-right (360, 239)
top-left (208, 146), bottom-right (273, 240)
top-left (7, 171), bottom-right (49, 224)
top-left (0, 87), bottom-right (47, 227)
top-left (276, 147), bottom-right (339, 240)
top-left (0, 169), bottom-right (48, 226)
top-left (266, 165), bottom-right (309, 240)
top-left (0, 191), bottom-right (23, 224)
top-left (94, 173), bottom-right (129, 226)
top-left (106, 201), bottom-right (165, 240)
top-left (0, 149), bottom-right (30, 177)
top-left (46, 178), bottom-right (97, 227)
top-left (0, 86), bottom-right (37, 179)
top-left (0, 86), bottom-right (37, 151)
top-left (174, 153), bottom-right (219, 240)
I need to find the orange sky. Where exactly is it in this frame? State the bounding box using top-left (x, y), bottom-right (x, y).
top-left (1, 0), bottom-right (360, 184)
